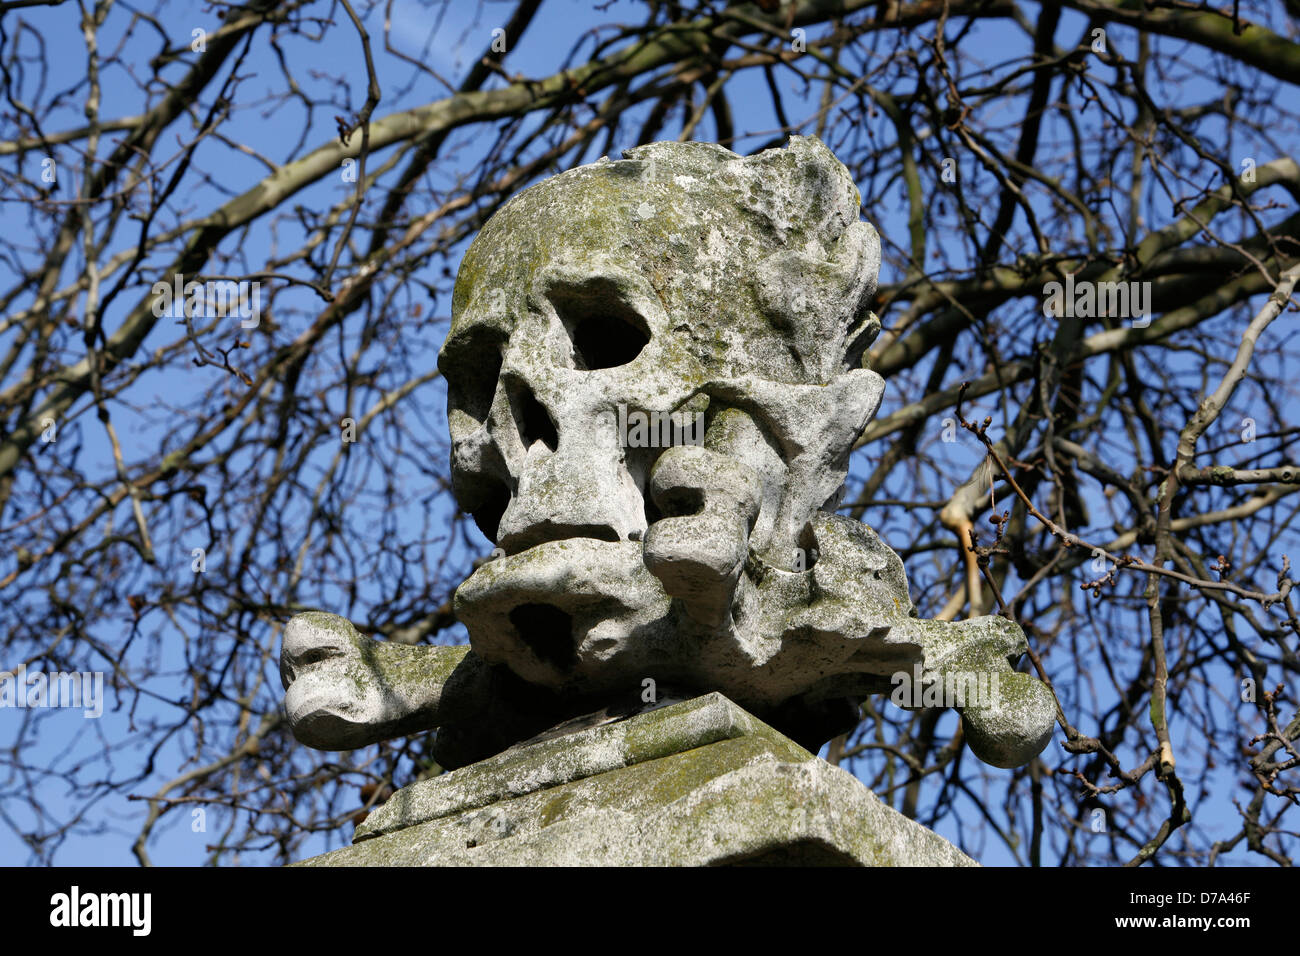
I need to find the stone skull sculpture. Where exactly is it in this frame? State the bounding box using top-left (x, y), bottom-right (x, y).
top-left (281, 137), bottom-right (1056, 770)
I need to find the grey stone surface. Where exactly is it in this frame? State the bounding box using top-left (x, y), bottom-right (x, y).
top-left (296, 694), bottom-right (976, 867)
top-left (354, 692), bottom-right (808, 841)
top-left (280, 135), bottom-right (1056, 771)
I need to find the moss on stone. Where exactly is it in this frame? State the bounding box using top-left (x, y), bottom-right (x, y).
top-left (295, 694), bottom-right (976, 867)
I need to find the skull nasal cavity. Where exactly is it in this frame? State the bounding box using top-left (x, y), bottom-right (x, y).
top-left (511, 386), bottom-right (558, 452)
top-left (470, 478), bottom-right (511, 543)
top-left (509, 604), bottom-right (576, 671)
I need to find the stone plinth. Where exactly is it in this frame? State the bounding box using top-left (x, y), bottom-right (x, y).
top-left (294, 693), bottom-right (975, 866)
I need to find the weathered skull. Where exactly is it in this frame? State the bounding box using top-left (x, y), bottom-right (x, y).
top-left (437, 137), bottom-right (1055, 764)
top-left (281, 137), bottom-right (1055, 770)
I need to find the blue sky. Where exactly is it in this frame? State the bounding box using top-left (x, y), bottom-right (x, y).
top-left (2, 0), bottom-right (1295, 866)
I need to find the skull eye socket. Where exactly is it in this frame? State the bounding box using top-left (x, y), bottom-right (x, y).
top-left (547, 278), bottom-right (650, 370)
top-left (440, 325), bottom-right (505, 425)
